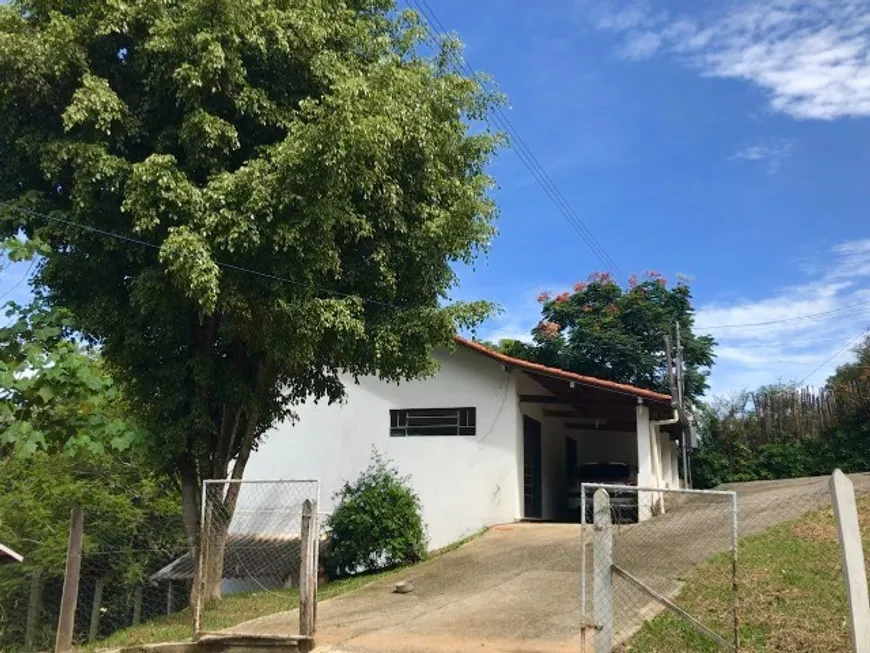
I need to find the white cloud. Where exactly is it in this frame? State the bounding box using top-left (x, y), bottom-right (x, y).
top-left (476, 285), bottom-right (547, 343)
top-left (729, 140), bottom-right (794, 173)
top-left (619, 31), bottom-right (663, 60)
top-left (585, 0), bottom-right (870, 119)
top-left (696, 239), bottom-right (870, 395)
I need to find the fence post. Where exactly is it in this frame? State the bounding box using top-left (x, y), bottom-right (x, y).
top-left (88, 578), bottom-right (105, 642)
top-left (193, 501), bottom-right (212, 637)
top-left (299, 499), bottom-right (316, 638)
top-left (132, 586), bottom-right (143, 626)
top-left (25, 567), bottom-right (43, 650)
top-left (593, 489), bottom-right (613, 653)
top-left (830, 469), bottom-right (870, 652)
top-left (55, 506), bottom-right (84, 653)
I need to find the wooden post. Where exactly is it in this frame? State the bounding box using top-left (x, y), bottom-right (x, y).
top-left (299, 499), bottom-right (316, 638)
top-left (55, 506), bottom-right (84, 653)
top-left (132, 586), bottom-right (143, 626)
top-left (593, 489), bottom-right (613, 653)
top-left (25, 567), bottom-right (43, 650)
top-left (193, 502), bottom-right (212, 637)
top-left (166, 580), bottom-right (174, 615)
top-left (830, 469), bottom-right (870, 652)
top-left (88, 578), bottom-right (105, 642)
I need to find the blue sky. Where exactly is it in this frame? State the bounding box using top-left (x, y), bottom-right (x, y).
top-left (438, 0), bottom-right (870, 395)
top-left (2, 0), bottom-right (869, 396)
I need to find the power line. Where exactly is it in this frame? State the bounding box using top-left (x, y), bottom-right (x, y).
top-left (406, 0), bottom-right (625, 282)
top-left (0, 258), bottom-right (36, 301)
top-left (799, 329), bottom-right (868, 386)
top-left (0, 201), bottom-right (399, 310)
top-left (698, 298), bottom-right (870, 330)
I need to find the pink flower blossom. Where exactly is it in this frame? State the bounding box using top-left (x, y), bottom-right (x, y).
top-left (628, 273), bottom-right (638, 287)
top-left (657, 278), bottom-right (667, 288)
top-left (573, 281), bottom-right (587, 292)
top-left (537, 320), bottom-right (561, 338)
top-left (589, 271), bottom-right (610, 283)
top-left (536, 291), bottom-right (552, 303)
top-left (605, 304), bottom-right (618, 314)
top-left (554, 292), bottom-right (571, 304)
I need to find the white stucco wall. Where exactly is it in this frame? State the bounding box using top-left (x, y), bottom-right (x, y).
top-left (243, 347), bottom-right (522, 550)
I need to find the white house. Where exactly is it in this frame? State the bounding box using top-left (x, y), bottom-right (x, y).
top-left (243, 337), bottom-right (683, 550)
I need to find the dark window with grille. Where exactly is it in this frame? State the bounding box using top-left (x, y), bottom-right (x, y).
top-left (390, 407), bottom-right (476, 437)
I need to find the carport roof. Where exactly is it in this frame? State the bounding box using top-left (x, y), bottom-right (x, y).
top-left (455, 336), bottom-right (672, 403)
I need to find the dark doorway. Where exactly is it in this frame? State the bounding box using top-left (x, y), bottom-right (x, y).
top-left (523, 416), bottom-right (543, 519)
top-left (565, 436), bottom-right (578, 477)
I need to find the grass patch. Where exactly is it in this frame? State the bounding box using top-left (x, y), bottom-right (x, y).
top-left (86, 570), bottom-right (398, 651)
top-left (625, 498), bottom-right (870, 652)
top-left (86, 528), bottom-right (488, 650)
top-left (429, 527), bottom-right (488, 558)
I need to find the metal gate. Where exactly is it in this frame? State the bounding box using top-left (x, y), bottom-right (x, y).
top-left (580, 483), bottom-right (738, 652)
top-left (194, 479), bottom-right (320, 638)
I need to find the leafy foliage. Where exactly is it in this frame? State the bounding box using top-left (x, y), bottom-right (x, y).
top-left (326, 451), bottom-right (427, 579)
top-left (0, 299), bottom-right (183, 647)
top-left (0, 450), bottom-right (184, 650)
top-left (1, 299), bottom-right (144, 457)
top-left (0, 0), bottom-right (503, 594)
top-left (691, 343), bottom-right (870, 488)
top-left (493, 272), bottom-right (715, 401)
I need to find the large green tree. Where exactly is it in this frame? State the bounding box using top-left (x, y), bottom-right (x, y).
top-left (495, 272), bottom-right (715, 402)
top-left (0, 0), bottom-right (501, 600)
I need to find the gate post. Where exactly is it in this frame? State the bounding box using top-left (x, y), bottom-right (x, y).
top-left (594, 489), bottom-right (614, 653)
top-left (830, 469), bottom-right (870, 652)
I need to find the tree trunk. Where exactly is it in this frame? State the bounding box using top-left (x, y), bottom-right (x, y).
top-left (186, 358), bottom-right (271, 610)
top-left (181, 463), bottom-right (202, 612)
top-left (202, 519), bottom-right (229, 603)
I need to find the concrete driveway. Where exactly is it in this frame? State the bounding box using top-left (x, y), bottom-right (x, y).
top-left (228, 474), bottom-right (870, 653)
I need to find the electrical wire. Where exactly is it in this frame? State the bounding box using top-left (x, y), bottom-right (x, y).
top-left (405, 0), bottom-right (625, 282)
top-left (798, 329), bottom-right (869, 386)
top-left (0, 200), bottom-right (400, 310)
top-left (699, 298), bottom-right (870, 330)
top-left (0, 258), bottom-right (36, 301)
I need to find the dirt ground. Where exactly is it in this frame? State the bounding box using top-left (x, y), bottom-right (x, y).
top-left (227, 474), bottom-right (870, 653)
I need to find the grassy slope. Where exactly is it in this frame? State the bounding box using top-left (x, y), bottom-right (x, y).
top-left (87, 528), bottom-right (488, 651)
top-left (626, 498), bottom-right (870, 652)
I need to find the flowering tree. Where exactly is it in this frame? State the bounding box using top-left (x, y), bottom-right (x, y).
top-left (498, 272), bottom-right (715, 402)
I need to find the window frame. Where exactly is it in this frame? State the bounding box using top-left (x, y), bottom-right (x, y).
top-left (389, 407), bottom-right (477, 437)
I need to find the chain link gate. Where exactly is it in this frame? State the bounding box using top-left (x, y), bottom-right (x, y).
top-left (193, 479), bottom-right (320, 638)
top-left (580, 483), bottom-right (738, 652)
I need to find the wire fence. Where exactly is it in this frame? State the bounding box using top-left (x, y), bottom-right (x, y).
top-left (194, 479), bottom-right (320, 636)
top-left (0, 517), bottom-right (187, 651)
top-left (581, 485), bottom-right (737, 652)
top-left (74, 523), bottom-right (189, 647)
top-left (580, 475), bottom-right (870, 653)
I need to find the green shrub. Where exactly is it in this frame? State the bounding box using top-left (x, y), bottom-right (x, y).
top-left (325, 450), bottom-right (427, 579)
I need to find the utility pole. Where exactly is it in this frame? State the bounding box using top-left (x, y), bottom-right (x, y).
top-left (674, 323), bottom-right (691, 488)
top-left (675, 322), bottom-right (685, 409)
top-left (664, 335), bottom-right (678, 404)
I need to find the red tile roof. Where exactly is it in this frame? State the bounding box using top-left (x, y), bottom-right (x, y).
top-left (454, 336), bottom-right (672, 403)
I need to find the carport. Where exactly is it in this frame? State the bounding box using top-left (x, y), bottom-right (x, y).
top-left (513, 361), bottom-right (680, 522)
top-left (456, 339), bottom-right (684, 523)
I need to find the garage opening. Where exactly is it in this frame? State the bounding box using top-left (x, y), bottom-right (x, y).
top-left (517, 370), bottom-right (680, 523)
